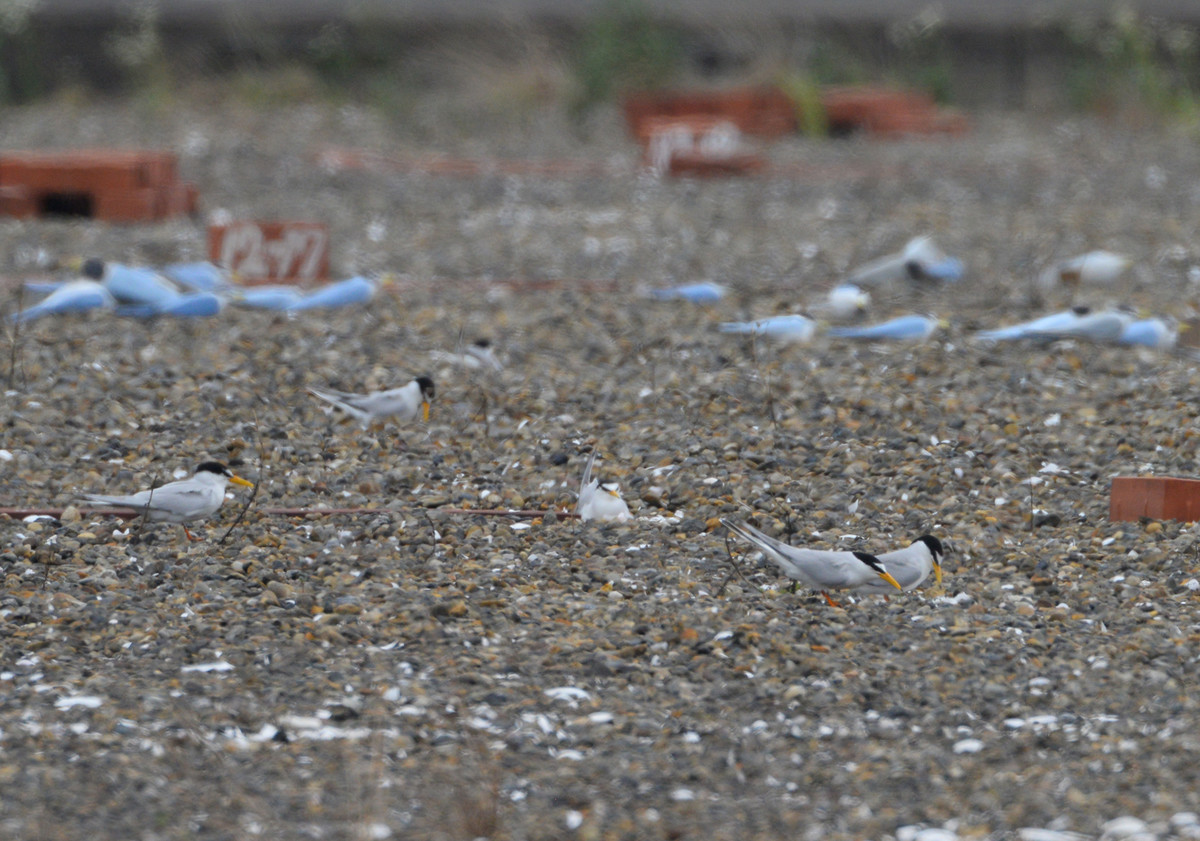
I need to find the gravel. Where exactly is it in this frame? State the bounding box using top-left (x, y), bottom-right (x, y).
top-left (1, 95), bottom-right (1200, 841)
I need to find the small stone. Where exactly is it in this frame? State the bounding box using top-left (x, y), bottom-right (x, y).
top-left (1171, 813), bottom-right (1200, 830)
top-left (1101, 816), bottom-right (1147, 839)
top-left (1033, 512), bottom-right (1061, 528)
top-left (782, 685), bottom-right (805, 702)
top-left (1017, 831), bottom-right (1088, 841)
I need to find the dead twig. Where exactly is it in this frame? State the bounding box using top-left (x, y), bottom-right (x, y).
top-left (716, 530), bottom-right (758, 596)
top-left (2, 505), bottom-right (579, 521)
top-left (220, 414), bottom-right (266, 545)
top-left (136, 473), bottom-right (159, 540)
top-left (478, 390), bottom-right (491, 439)
top-left (746, 331), bottom-right (780, 434)
top-left (7, 283), bottom-right (24, 390)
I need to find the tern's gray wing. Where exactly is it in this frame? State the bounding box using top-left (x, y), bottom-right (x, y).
top-left (579, 451), bottom-right (597, 490)
top-left (309, 386), bottom-right (372, 423)
top-left (79, 480), bottom-right (220, 522)
top-left (856, 543), bottom-right (929, 591)
top-left (575, 451), bottom-right (598, 516)
top-left (722, 518), bottom-right (878, 589)
top-left (348, 386), bottom-right (419, 417)
top-left (310, 383), bottom-right (421, 423)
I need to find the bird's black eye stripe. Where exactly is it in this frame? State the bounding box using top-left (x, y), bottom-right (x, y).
top-left (917, 535), bottom-right (945, 560)
top-left (853, 550), bottom-right (884, 570)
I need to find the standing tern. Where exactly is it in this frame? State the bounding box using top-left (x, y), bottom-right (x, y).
top-left (309, 375), bottom-right (435, 427)
top-left (722, 518), bottom-right (902, 605)
top-left (78, 461), bottom-right (253, 541)
top-left (850, 535), bottom-right (945, 594)
top-left (575, 451), bottom-right (632, 523)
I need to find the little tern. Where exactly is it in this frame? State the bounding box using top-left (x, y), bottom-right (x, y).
top-left (722, 518), bottom-right (902, 605)
top-left (309, 375), bottom-right (435, 427)
top-left (78, 461), bottom-right (253, 541)
top-left (576, 451), bottom-right (632, 523)
top-left (851, 535), bottom-right (945, 594)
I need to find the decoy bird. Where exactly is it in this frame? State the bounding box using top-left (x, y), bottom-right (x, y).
top-left (847, 236), bottom-right (964, 286)
top-left (649, 281), bottom-right (728, 303)
top-left (718, 314), bottom-right (817, 343)
top-left (11, 280), bottom-right (115, 322)
top-left (828, 313), bottom-right (943, 342)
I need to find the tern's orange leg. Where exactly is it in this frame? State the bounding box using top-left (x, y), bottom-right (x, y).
top-left (821, 591), bottom-right (842, 608)
top-left (183, 525), bottom-right (201, 542)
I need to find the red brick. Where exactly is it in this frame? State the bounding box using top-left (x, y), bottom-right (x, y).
top-left (1110, 476), bottom-right (1200, 523)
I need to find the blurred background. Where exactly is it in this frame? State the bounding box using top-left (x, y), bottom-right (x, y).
top-left (5, 0), bottom-right (1200, 118)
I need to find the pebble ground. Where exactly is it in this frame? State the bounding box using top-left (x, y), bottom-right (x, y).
top-left (1, 93), bottom-right (1200, 840)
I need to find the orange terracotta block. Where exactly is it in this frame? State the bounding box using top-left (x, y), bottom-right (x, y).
top-left (155, 182), bottom-right (199, 218)
top-left (1110, 476), bottom-right (1200, 523)
top-left (0, 149), bottom-right (194, 222)
top-left (624, 85), bottom-right (797, 143)
top-left (94, 188), bottom-right (160, 224)
top-left (820, 86), bottom-right (969, 138)
top-left (1178, 319), bottom-right (1200, 350)
top-left (209, 221), bottom-right (330, 283)
top-left (0, 185), bottom-right (36, 218)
